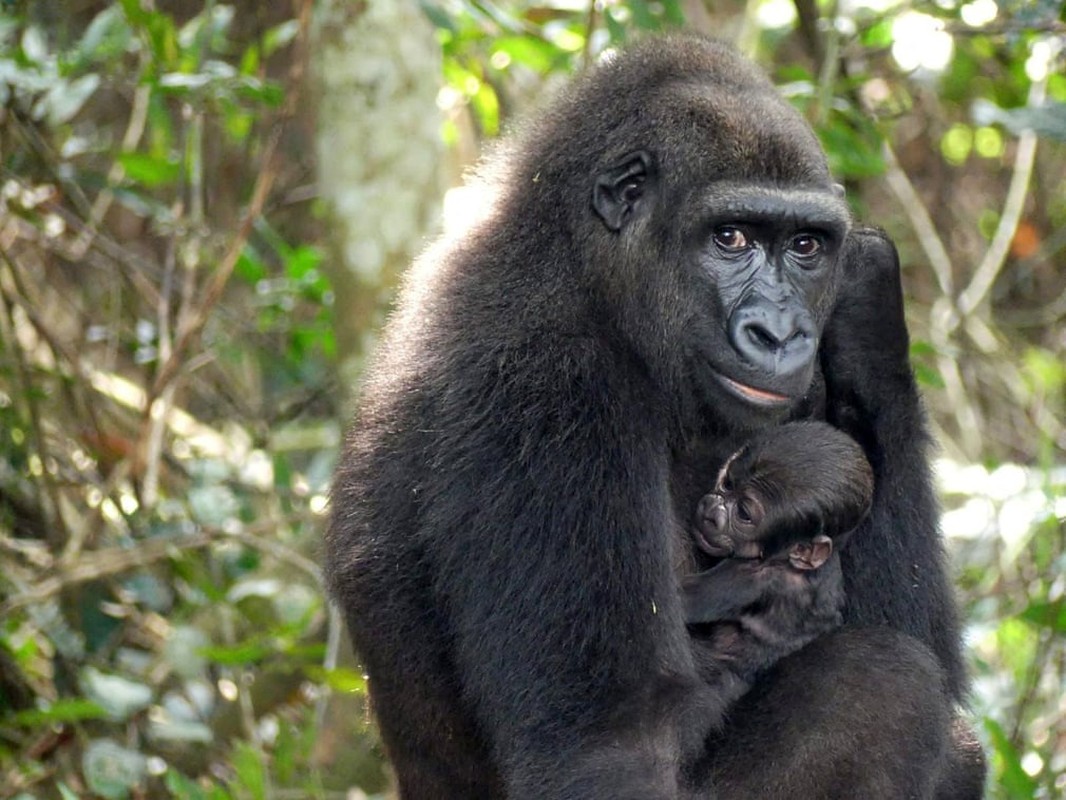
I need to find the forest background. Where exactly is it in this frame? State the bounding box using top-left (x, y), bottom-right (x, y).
top-left (0, 0), bottom-right (1063, 798)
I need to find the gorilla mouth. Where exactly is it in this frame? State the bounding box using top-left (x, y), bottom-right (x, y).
top-left (715, 373), bottom-right (791, 407)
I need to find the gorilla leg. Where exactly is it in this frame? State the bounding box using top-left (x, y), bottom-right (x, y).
top-left (696, 627), bottom-right (952, 799)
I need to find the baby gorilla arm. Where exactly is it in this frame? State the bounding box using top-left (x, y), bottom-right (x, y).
top-left (683, 549), bottom-right (845, 703)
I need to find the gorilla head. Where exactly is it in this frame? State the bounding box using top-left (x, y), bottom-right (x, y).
top-left (692, 420), bottom-right (874, 560)
top-left (495, 38), bottom-right (851, 429)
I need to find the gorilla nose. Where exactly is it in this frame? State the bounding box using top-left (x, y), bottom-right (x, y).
top-left (729, 303), bottom-right (817, 378)
top-left (709, 503), bottom-right (728, 531)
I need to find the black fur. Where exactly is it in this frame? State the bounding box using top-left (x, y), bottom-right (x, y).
top-left (326, 35), bottom-right (983, 799)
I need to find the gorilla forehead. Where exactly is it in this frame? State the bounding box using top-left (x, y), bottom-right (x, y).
top-left (524, 35), bottom-right (832, 192)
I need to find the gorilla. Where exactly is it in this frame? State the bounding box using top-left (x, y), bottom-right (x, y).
top-left (688, 420), bottom-right (873, 562)
top-left (326, 35), bottom-right (984, 799)
top-left (681, 421), bottom-right (873, 709)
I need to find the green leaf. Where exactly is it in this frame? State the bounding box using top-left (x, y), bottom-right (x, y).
top-left (913, 363), bottom-right (945, 389)
top-left (984, 717), bottom-right (1038, 798)
top-left (8, 698), bottom-right (108, 727)
top-left (420, 1), bottom-right (458, 33)
top-left (861, 18), bottom-right (894, 49)
top-left (231, 742), bottom-right (267, 800)
top-left (75, 6), bottom-right (134, 65)
top-left (492, 36), bottom-right (559, 74)
top-left (118, 152), bottom-right (181, 187)
top-left (37, 75), bottom-right (100, 125)
top-left (82, 739), bottom-right (147, 800)
top-left (909, 340), bottom-right (938, 358)
top-left (81, 667), bottom-right (153, 721)
top-left (305, 665), bottom-right (368, 694)
top-left (165, 771), bottom-right (212, 800)
top-left (236, 247), bottom-right (267, 284)
top-left (263, 20), bottom-right (298, 57)
top-left (1020, 600), bottom-right (1066, 632)
top-left (198, 640), bottom-right (272, 666)
top-left (818, 116), bottom-right (885, 179)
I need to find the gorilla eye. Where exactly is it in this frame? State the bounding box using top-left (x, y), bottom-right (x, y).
top-left (789, 233), bottom-right (823, 258)
top-left (736, 499), bottom-right (754, 524)
top-left (713, 227), bottom-right (748, 252)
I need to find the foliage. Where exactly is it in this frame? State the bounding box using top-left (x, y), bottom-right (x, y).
top-left (0, 0), bottom-right (1063, 798)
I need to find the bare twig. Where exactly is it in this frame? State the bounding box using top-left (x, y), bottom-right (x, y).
top-left (955, 77), bottom-right (1047, 322)
top-left (0, 259), bottom-right (70, 550)
top-left (2, 531), bottom-right (211, 616)
top-left (881, 142), bottom-right (956, 298)
top-left (69, 81), bottom-right (152, 260)
top-left (313, 604), bottom-right (345, 732)
top-left (1, 520), bottom-right (322, 617)
top-left (149, 0), bottom-right (313, 399)
top-left (581, 0), bottom-right (597, 69)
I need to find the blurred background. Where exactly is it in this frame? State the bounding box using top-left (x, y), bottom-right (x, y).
top-left (0, 1), bottom-right (1062, 797)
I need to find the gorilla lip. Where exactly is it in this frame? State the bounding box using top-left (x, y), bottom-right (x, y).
top-left (716, 373), bottom-right (791, 406)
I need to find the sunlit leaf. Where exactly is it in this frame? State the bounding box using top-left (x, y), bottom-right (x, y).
top-left (83, 739), bottom-right (147, 800)
top-left (305, 665), bottom-right (368, 694)
top-left (75, 6), bottom-right (134, 65)
top-left (36, 75), bottom-right (100, 125)
top-left (492, 36), bottom-right (559, 73)
top-left (263, 20), bottom-right (299, 57)
top-left (81, 668), bottom-right (153, 721)
top-left (118, 152), bottom-right (181, 187)
top-left (198, 640), bottom-right (272, 666)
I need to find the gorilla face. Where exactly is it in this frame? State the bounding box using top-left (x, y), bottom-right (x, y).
top-left (592, 152), bottom-right (849, 427)
top-left (687, 185), bottom-right (849, 416)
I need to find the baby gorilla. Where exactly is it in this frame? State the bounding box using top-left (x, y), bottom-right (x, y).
top-left (683, 421), bottom-right (874, 701)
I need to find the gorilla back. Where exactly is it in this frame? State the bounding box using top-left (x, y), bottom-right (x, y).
top-left (326, 35), bottom-right (970, 800)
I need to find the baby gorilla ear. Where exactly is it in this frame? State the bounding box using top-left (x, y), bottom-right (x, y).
top-left (788, 534), bottom-right (833, 571)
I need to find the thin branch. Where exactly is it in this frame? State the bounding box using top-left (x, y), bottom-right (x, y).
top-left (581, 0), bottom-right (597, 69)
top-left (149, 0), bottom-right (313, 398)
top-left (881, 141), bottom-right (956, 298)
top-left (69, 81), bottom-right (152, 260)
top-left (1, 520), bottom-right (322, 616)
top-left (955, 77), bottom-right (1047, 321)
top-left (313, 604), bottom-right (345, 732)
top-left (0, 260), bottom-right (69, 550)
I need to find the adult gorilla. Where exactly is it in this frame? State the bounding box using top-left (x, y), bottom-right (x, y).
top-left (326, 35), bottom-right (980, 799)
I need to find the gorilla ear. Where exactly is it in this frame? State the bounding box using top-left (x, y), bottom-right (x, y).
top-left (789, 534), bottom-right (834, 571)
top-left (593, 151), bottom-right (654, 232)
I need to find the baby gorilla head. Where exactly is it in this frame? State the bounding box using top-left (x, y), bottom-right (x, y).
top-left (693, 421), bottom-right (874, 564)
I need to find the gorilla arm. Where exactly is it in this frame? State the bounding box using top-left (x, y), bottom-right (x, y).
top-left (821, 230), bottom-right (966, 697)
top-left (424, 340), bottom-right (714, 800)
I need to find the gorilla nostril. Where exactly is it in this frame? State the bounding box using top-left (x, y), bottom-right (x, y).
top-left (746, 324), bottom-right (780, 351)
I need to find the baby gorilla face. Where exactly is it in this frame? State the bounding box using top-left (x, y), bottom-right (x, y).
top-left (693, 486), bottom-right (764, 558)
top-left (693, 448), bottom-right (766, 559)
